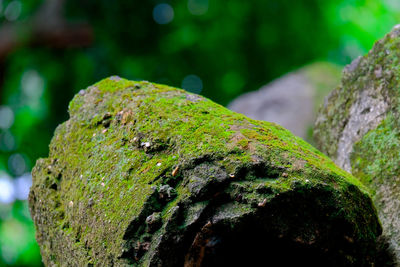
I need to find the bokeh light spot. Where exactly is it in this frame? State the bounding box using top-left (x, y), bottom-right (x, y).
top-left (181, 74), bottom-right (203, 94)
top-left (0, 218), bottom-right (28, 265)
top-left (0, 131), bottom-right (16, 151)
top-left (8, 154), bottom-right (27, 176)
top-left (0, 172), bottom-right (15, 204)
top-left (153, 3), bottom-right (174, 25)
top-left (14, 173), bottom-right (32, 200)
top-left (188, 0), bottom-right (209, 15)
top-left (4, 0), bottom-right (21, 21)
top-left (22, 70), bottom-right (45, 99)
top-left (384, 0), bottom-right (400, 11)
top-left (0, 106), bottom-right (14, 130)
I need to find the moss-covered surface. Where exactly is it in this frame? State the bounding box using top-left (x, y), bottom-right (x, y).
top-left (351, 114), bottom-right (400, 259)
top-left (30, 77), bottom-right (382, 266)
top-left (314, 25), bottom-right (400, 262)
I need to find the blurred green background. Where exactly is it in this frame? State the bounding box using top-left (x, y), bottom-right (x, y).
top-left (0, 0), bottom-right (399, 265)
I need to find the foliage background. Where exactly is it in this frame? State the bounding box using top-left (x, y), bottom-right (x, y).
top-left (0, 0), bottom-right (399, 265)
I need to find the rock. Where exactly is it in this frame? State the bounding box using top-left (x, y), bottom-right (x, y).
top-left (228, 62), bottom-right (341, 140)
top-left (30, 77), bottom-right (382, 266)
top-left (314, 25), bottom-right (400, 263)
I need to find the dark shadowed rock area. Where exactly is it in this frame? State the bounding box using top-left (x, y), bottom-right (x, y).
top-left (30, 77), bottom-right (384, 266)
top-left (228, 62), bottom-right (341, 141)
top-left (314, 25), bottom-right (400, 264)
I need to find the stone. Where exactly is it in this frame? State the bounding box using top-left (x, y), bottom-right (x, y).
top-left (314, 25), bottom-right (400, 264)
top-left (30, 77), bottom-right (382, 266)
top-left (228, 62), bottom-right (341, 140)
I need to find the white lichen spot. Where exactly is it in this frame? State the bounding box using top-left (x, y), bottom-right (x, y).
top-left (68, 201), bottom-right (74, 208)
top-left (156, 162), bottom-right (162, 167)
top-left (258, 198), bottom-right (267, 207)
top-left (374, 65), bottom-right (382, 79)
top-left (109, 76), bottom-right (121, 81)
top-left (141, 142), bottom-right (151, 148)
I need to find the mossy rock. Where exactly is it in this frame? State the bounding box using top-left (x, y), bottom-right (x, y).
top-left (314, 25), bottom-right (400, 263)
top-left (30, 77), bottom-right (382, 266)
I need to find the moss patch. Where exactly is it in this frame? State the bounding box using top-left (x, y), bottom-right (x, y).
top-left (30, 77), bottom-right (382, 266)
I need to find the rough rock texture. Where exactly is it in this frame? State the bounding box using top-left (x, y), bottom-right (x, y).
top-left (30, 77), bottom-right (383, 266)
top-left (228, 62), bottom-right (341, 140)
top-left (314, 25), bottom-right (400, 263)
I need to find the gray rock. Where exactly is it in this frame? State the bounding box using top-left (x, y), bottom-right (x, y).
top-left (229, 62), bottom-right (341, 140)
top-left (314, 25), bottom-right (400, 264)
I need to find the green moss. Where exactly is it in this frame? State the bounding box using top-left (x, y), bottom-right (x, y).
top-left (314, 29), bottom-right (400, 159)
top-left (351, 115), bottom-right (400, 186)
top-left (315, 27), bottom-right (400, 262)
top-left (30, 77), bottom-right (382, 266)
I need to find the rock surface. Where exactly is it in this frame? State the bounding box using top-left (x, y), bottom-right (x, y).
top-left (30, 77), bottom-right (382, 266)
top-left (228, 62), bottom-right (341, 140)
top-left (314, 25), bottom-right (400, 263)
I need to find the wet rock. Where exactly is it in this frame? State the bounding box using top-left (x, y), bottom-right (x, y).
top-left (314, 25), bottom-right (400, 264)
top-left (30, 77), bottom-right (381, 266)
top-left (228, 62), bottom-right (341, 140)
